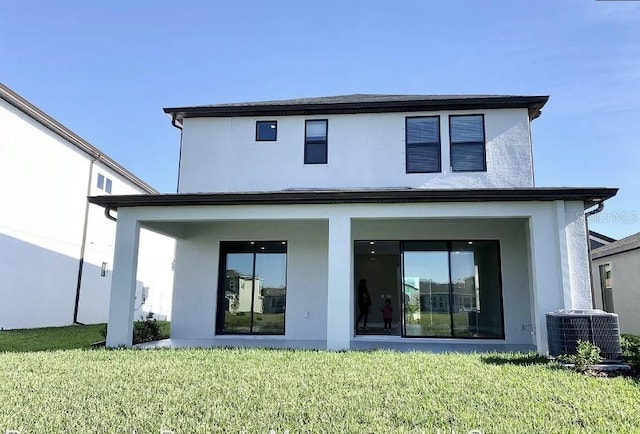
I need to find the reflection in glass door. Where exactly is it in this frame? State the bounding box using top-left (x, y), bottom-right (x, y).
top-left (401, 240), bottom-right (504, 338)
top-left (217, 241), bottom-right (287, 335)
top-left (402, 242), bottom-right (451, 337)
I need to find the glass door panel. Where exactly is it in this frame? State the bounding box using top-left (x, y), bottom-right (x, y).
top-left (402, 242), bottom-right (451, 337)
top-left (252, 252), bottom-right (287, 334)
top-left (222, 253), bottom-right (254, 333)
top-left (450, 241), bottom-right (503, 338)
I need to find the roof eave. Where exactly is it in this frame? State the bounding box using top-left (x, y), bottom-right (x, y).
top-left (88, 187), bottom-right (618, 210)
top-left (0, 83), bottom-right (158, 194)
top-left (163, 96), bottom-right (550, 124)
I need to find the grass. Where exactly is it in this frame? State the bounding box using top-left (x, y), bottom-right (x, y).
top-left (0, 321), bottom-right (170, 352)
top-left (0, 324), bottom-right (106, 352)
top-left (0, 325), bottom-right (639, 433)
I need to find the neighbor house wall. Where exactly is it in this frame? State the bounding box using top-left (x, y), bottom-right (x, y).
top-left (178, 108), bottom-right (533, 193)
top-left (0, 97), bottom-right (175, 329)
top-left (592, 249), bottom-right (640, 335)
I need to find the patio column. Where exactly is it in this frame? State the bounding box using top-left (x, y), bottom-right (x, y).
top-left (326, 215), bottom-right (352, 350)
top-left (528, 209), bottom-right (564, 354)
top-left (106, 211), bottom-right (141, 348)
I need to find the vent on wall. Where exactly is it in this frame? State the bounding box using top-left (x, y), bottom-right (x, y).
top-left (546, 309), bottom-right (622, 361)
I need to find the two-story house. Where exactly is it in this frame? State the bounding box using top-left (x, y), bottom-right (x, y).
top-left (0, 84), bottom-right (175, 330)
top-left (90, 94), bottom-right (617, 353)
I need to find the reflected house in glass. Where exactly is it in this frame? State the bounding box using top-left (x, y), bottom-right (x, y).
top-left (90, 94), bottom-right (618, 353)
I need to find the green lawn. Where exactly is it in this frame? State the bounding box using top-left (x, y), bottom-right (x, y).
top-left (0, 327), bottom-right (639, 433)
top-left (0, 324), bottom-right (106, 352)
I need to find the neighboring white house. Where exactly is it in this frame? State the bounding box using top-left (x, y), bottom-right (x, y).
top-left (0, 83), bottom-right (175, 330)
top-left (89, 94), bottom-right (617, 353)
top-left (591, 232), bottom-right (640, 335)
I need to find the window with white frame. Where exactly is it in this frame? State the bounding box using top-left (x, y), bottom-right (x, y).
top-left (96, 173), bottom-right (113, 194)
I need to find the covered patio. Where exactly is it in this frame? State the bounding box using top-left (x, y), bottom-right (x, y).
top-left (89, 187), bottom-right (616, 353)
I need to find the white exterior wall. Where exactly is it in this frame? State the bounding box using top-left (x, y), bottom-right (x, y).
top-left (106, 200), bottom-right (593, 353)
top-left (592, 250), bottom-right (640, 335)
top-left (171, 220), bottom-right (329, 341)
top-left (0, 97), bottom-right (174, 329)
top-left (178, 108), bottom-right (533, 193)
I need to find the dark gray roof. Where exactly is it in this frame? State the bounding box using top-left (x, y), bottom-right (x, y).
top-left (89, 187), bottom-right (617, 210)
top-left (592, 232), bottom-right (640, 259)
top-left (589, 230), bottom-right (616, 243)
top-left (0, 83), bottom-right (157, 194)
top-left (164, 93), bottom-right (549, 125)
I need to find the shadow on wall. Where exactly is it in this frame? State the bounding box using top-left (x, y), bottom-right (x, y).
top-left (0, 232), bottom-right (128, 330)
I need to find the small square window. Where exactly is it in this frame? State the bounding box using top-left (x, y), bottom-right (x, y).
top-left (105, 178), bottom-right (112, 194)
top-left (97, 173), bottom-right (105, 190)
top-left (256, 121), bottom-right (277, 141)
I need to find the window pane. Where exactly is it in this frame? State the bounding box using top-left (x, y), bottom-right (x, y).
top-left (105, 178), bottom-right (112, 194)
top-left (305, 142), bottom-right (327, 164)
top-left (403, 242), bottom-right (452, 337)
top-left (252, 253), bottom-right (287, 334)
top-left (306, 120), bottom-right (327, 140)
top-left (218, 241), bottom-right (287, 335)
top-left (97, 174), bottom-right (104, 189)
top-left (451, 143), bottom-right (484, 172)
top-left (256, 121), bottom-right (277, 141)
top-left (450, 115), bottom-right (484, 142)
top-left (222, 253), bottom-right (255, 333)
top-left (407, 117), bottom-right (439, 144)
top-left (450, 241), bottom-right (503, 338)
top-left (407, 144), bottom-right (440, 173)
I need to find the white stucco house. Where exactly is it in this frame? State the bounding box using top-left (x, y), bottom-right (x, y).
top-left (0, 84), bottom-right (175, 330)
top-left (591, 232), bottom-right (640, 335)
top-left (89, 94), bottom-right (617, 353)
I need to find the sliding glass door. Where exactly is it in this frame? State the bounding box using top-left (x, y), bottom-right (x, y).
top-left (401, 240), bottom-right (504, 338)
top-left (403, 242), bottom-right (451, 337)
top-left (217, 241), bottom-right (287, 335)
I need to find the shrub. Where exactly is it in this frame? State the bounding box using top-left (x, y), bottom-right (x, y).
top-left (132, 318), bottom-right (164, 344)
top-left (621, 334), bottom-right (640, 374)
top-left (558, 340), bottom-right (601, 372)
top-left (100, 319), bottom-right (167, 345)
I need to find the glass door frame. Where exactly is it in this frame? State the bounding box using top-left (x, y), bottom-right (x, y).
top-left (354, 239), bottom-right (505, 340)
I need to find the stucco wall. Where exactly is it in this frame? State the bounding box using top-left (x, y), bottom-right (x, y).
top-left (178, 108), bottom-right (534, 193)
top-left (169, 216), bottom-right (534, 346)
top-left (171, 220), bottom-right (329, 340)
top-left (592, 249), bottom-right (640, 335)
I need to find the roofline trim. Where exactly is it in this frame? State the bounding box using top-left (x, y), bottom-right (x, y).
top-left (164, 95), bottom-right (549, 122)
top-left (0, 83), bottom-right (157, 194)
top-left (592, 244), bottom-right (640, 260)
top-left (88, 187), bottom-right (617, 210)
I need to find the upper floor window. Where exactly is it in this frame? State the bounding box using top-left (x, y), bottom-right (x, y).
top-left (406, 116), bottom-right (441, 173)
top-left (449, 115), bottom-right (486, 172)
top-left (256, 121), bottom-right (277, 141)
top-left (97, 173), bottom-right (113, 194)
top-left (304, 119), bottom-right (328, 164)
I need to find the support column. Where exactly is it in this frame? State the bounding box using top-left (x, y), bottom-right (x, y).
top-left (528, 210), bottom-right (564, 354)
top-left (326, 215), bottom-right (352, 350)
top-left (106, 212), bottom-right (141, 348)
top-left (555, 201), bottom-right (573, 308)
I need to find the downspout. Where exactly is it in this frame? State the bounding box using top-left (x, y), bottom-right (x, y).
top-left (584, 200), bottom-right (605, 308)
top-left (171, 115), bottom-right (184, 193)
top-left (73, 157), bottom-right (98, 324)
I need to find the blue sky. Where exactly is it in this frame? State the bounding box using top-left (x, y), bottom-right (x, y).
top-left (1, 1), bottom-right (639, 238)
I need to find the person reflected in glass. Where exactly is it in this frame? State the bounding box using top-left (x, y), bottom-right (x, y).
top-left (355, 278), bottom-right (372, 331)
